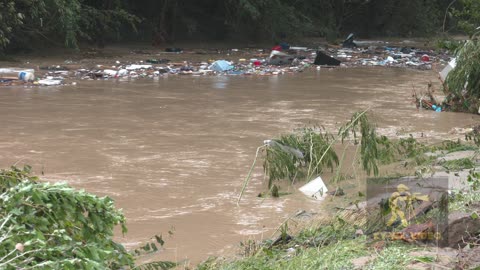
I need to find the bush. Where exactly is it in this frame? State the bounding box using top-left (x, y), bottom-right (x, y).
top-left (0, 166), bottom-right (133, 269)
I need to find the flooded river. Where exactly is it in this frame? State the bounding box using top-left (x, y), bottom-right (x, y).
top-left (0, 68), bottom-right (478, 264)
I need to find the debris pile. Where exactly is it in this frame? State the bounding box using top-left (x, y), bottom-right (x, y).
top-left (330, 46), bottom-right (440, 69)
top-left (0, 42), bottom-right (453, 87)
top-left (412, 82), bottom-right (443, 112)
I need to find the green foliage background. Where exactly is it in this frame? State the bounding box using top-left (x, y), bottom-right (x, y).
top-left (0, 0), bottom-right (473, 52)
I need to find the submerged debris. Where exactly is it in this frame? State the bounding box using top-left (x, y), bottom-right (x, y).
top-left (412, 82), bottom-right (443, 112)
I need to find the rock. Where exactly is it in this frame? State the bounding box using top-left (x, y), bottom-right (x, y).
top-left (457, 246), bottom-right (480, 269)
top-left (351, 255), bottom-right (376, 269)
top-left (327, 187), bottom-right (345, 196)
top-left (438, 211), bottom-right (480, 248)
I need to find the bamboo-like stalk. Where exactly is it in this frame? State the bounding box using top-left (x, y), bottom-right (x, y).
top-left (332, 144), bottom-right (348, 184)
top-left (237, 145), bottom-right (266, 206)
top-left (307, 108), bottom-right (371, 181)
top-left (0, 214), bottom-right (12, 232)
top-left (351, 144), bottom-right (360, 185)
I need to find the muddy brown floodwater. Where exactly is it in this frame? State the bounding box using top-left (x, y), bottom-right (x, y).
top-left (0, 67), bottom-right (478, 265)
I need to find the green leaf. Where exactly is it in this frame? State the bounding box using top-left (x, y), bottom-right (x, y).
top-left (414, 256), bottom-right (435, 263)
top-left (155, 235), bottom-right (165, 246)
top-left (135, 261), bottom-right (177, 270)
top-left (151, 243), bottom-right (158, 252)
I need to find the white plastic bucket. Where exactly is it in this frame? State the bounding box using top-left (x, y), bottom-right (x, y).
top-left (18, 71), bottom-right (35, 82)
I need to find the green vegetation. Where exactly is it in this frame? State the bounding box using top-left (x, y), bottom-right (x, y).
top-left (453, 0), bottom-right (480, 37)
top-left (440, 157), bottom-right (475, 171)
top-left (339, 111), bottom-right (382, 176)
top-left (0, 0), bottom-right (139, 51)
top-left (442, 0), bottom-right (480, 113)
top-left (238, 110), bottom-right (383, 201)
top-left (196, 214), bottom-right (424, 270)
top-left (450, 169), bottom-right (480, 212)
top-left (444, 38), bottom-right (480, 113)
top-left (233, 107), bottom-right (480, 268)
top-left (0, 0), bottom-right (474, 53)
top-left (0, 166), bottom-right (175, 270)
top-left (241, 109), bottom-right (480, 201)
top-left (213, 136), bottom-right (480, 269)
top-left (263, 127), bottom-right (338, 188)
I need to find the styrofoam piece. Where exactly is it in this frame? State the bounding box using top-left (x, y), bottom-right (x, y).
top-left (125, 64), bottom-right (152, 70)
top-left (103, 69), bottom-right (117, 76)
top-left (299, 176), bottom-right (328, 200)
top-left (289, 46), bottom-right (308, 51)
top-left (37, 79), bottom-right (63, 86)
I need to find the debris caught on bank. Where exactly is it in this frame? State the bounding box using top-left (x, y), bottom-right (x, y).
top-left (342, 33), bottom-right (357, 48)
top-left (0, 41), bottom-right (452, 87)
top-left (439, 58), bottom-right (456, 83)
top-left (298, 176), bottom-right (329, 200)
top-left (412, 83), bottom-right (443, 112)
top-left (209, 60), bottom-right (234, 72)
top-left (268, 50), bottom-right (295, 65)
top-left (314, 51), bottom-right (341, 66)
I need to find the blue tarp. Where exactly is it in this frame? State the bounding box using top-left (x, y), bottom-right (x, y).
top-left (209, 60), bottom-right (234, 72)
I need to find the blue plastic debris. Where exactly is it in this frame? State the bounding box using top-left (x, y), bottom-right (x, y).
top-left (226, 70), bottom-right (244, 75)
top-left (209, 60), bottom-right (234, 72)
top-left (432, 105), bottom-right (442, 112)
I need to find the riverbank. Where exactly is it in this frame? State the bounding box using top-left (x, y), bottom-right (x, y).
top-left (196, 138), bottom-right (480, 270)
top-left (0, 38), bottom-right (454, 87)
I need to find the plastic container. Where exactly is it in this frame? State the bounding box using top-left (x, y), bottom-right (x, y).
top-left (18, 71), bottom-right (35, 82)
top-left (0, 68), bottom-right (35, 81)
top-left (299, 176), bottom-right (328, 200)
top-left (421, 54), bottom-right (430, 62)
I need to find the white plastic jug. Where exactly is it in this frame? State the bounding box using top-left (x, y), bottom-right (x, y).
top-left (18, 71), bottom-right (35, 82)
